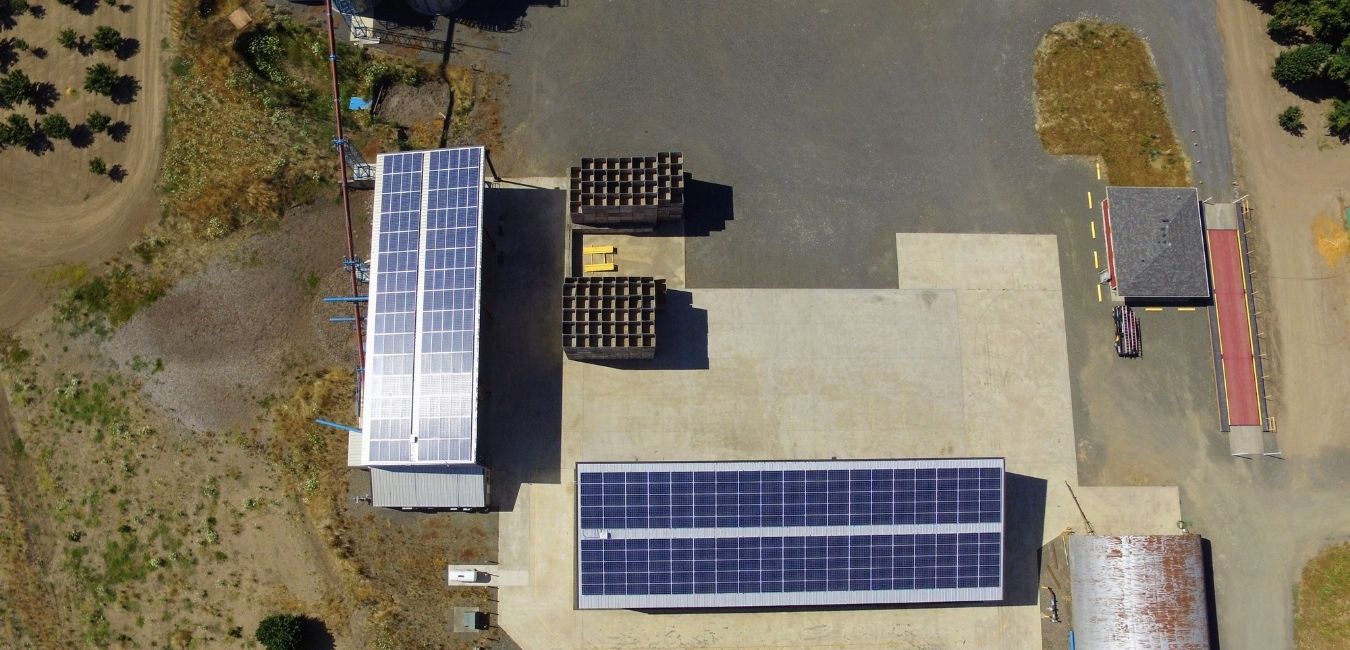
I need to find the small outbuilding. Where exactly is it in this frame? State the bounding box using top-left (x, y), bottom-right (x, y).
top-left (1069, 534), bottom-right (1211, 650)
top-left (1102, 187), bottom-right (1210, 303)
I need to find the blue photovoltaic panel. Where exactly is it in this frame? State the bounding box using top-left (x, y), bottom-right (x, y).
top-left (412, 147), bottom-right (483, 462)
top-left (360, 147), bottom-right (484, 465)
top-left (575, 459), bottom-right (1005, 609)
top-left (361, 152), bottom-right (425, 464)
top-left (578, 532), bottom-right (1002, 597)
top-left (577, 466), bottom-right (1002, 531)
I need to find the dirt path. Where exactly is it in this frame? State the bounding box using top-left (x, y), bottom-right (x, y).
top-left (1216, 0), bottom-right (1350, 458)
top-left (0, 3), bottom-right (170, 328)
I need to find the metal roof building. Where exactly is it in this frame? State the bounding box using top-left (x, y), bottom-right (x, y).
top-left (348, 146), bottom-right (490, 510)
top-left (1069, 534), bottom-right (1211, 650)
top-left (1102, 187), bottom-right (1210, 301)
top-left (576, 458), bottom-right (1005, 610)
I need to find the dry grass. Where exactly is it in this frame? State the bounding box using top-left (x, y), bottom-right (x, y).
top-left (1296, 542), bottom-right (1350, 650)
top-left (1312, 214), bottom-right (1350, 267)
top-left (1033, 20), bottom-right (1192, 187)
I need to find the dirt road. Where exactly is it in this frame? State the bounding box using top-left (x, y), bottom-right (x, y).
top-left (0, 3), bottom-right (169, 328)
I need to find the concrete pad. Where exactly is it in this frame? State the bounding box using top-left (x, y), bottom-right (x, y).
top-left (896, 233), bottom-right (1063, 292)
top-left (497, 233), bottom-right (1182, 650)
top-left (577, 230), bottom-right (686, 288)
top-left (1072, 486), bottom-right (1185, 536)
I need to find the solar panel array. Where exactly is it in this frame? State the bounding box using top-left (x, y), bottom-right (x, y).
top-left (361, 147), bottom-right (484, 465)
top-left (576, 459), bottom-right (1005, 609)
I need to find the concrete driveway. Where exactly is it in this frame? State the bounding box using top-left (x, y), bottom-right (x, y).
top-left (482, 2), bottom-right (1345, 648)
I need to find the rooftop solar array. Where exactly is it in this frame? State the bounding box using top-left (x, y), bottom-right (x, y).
top-left (576, 459), bottom-right (1005, 609)
top-left (361, 147), bottom-right (484, 465)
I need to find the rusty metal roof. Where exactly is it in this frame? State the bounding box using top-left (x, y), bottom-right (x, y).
top-left (1069, 534), bottom-right (1211, 649)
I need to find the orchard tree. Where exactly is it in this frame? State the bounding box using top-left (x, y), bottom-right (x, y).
top-left (58, 29), bottom-right (79, 50)
top-left (1329, 99), bottom-right (1350, 138)
top-left (0, 69), bottom-right (32, 108)
top-left (254, 614), bottom-right (304, 650)
top-left (89, 157), bottom-right (107, 175)
top-left (40, 113), bottom-right (71, 139)
top-left (83, 63), bottom-right (118, 96)
top-left (91, 26), bottom-right (122, 53)
top-left (85, 110), bottom-right (111, 133)
top-left (1278, 106), bottom-right (1306, 135)
top-left (1, 113), bottom-right (33, 146)
top-left (1272, 43), bottom-right (1332, 87)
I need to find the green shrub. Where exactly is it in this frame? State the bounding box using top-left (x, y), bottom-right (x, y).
top-left (1272, 43), bottom-right (1332, 87)
top-left (58, 29), bottom-right (79, 50)
top-left (85, 110), bottom-right (111, 133)
top-left (1279, 105), bottom-right (1306, 134)
top-left (89, 157), bottom-right (107, 175)
top-left (254, 614), bottom-right (303, 650)
top-left (40, 113), bottom-right (72, 139)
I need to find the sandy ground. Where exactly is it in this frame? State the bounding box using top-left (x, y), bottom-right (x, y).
top-left (1216, 0), bottom-right (1350, 459)
top-left (0, 2), bottom-right (169, 328)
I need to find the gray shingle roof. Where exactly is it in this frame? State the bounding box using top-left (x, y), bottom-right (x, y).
top-left (1106, 187), bottom-right (1210, 299)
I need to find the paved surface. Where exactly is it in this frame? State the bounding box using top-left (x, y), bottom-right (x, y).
top-left (494, 234), bottom-right (1180, 649)
top-left (1208, 230), bottom-right (1261, 428)
top-left (479, 2), bottom-right (1350, 649)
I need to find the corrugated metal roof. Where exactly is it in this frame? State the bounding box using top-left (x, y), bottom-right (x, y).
top-left (347, 432), bottom-right (363, 468)
top-left (371, 465), bottom-right (487, 509)
top-left (1069, 534), bottom-right (1211, 650)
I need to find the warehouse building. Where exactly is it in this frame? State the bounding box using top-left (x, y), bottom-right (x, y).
top-left (1102, 187), bottom-right (1210, 304)
top-left (347, 146), bottom-right (489, 510)
top-left (576, 458), bottom-right (1005, 609)
top-left (1069, 534), bottom-right (1212, 649)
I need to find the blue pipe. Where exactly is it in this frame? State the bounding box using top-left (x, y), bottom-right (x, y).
top-left (314, 418), bottom-right (361, 434)
top-left (323, 295), bottom-right (368, 303)
top-left (328, 316), bottom-right (357, 323)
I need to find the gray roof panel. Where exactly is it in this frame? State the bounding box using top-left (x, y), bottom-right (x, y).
top-left (1105, 187), bottom-right (1210, 299)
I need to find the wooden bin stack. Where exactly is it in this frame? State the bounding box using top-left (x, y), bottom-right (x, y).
top-left (568, 152), bottom-right (684, 228)
top-left (562, 276), bottom-right (665, 360)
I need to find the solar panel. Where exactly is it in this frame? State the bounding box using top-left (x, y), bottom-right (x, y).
top-left (576, 459), bottom-right (1005, 609)
top-left (361, 147), bottom-right (484, 465)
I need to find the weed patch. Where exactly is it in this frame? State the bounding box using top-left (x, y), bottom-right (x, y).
top-left (1296, 542), bottom-right (1350, 649)
top-left (1033, 20), bottom-right (1191, 186)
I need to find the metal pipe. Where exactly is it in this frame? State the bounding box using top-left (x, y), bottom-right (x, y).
top-left (314, 418), bottom-right (362, 434)
top-left (323, 295), bottom-right (369, 303)
top-left (323, 0), bottom-right (366, 366)
top-left (328, 316), bottom-right (357, 323)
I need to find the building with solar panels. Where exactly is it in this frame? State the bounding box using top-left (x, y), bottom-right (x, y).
top-left (576, 458), bottom-right (1005, 609)
top-left (346, 146), bottom-right (490, 510)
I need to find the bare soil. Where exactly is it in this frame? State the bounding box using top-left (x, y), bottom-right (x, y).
top-left (1033, 20), bottom-right (1193, 187)
top-left (0, 0), bottom-right (169, 328)
top-left (1216, 0), bottom-right (1350, 459)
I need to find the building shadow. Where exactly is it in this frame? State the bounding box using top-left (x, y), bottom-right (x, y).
top-left (1003, 472), bottom-right (1047, 607)
top-left (1200, 537), bottom-right (1223, 650)
top-left (453, 0), bottom-right (562, 33)
top-left (590, 289), bottom-right (708, 371)
top-left (298, 616), bottom-right (336, 650)
top-left (682, 178), bottom-right (733, 237)
top-left (477, 186), bottom-right (565, 512)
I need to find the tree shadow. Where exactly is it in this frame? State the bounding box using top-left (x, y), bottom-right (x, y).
top-left (109, 121), bottom-right (130, 142)
top-left (73, 0), bottom-right (99, 16)
top-left (111, 75), bottom-right (139, 104)
top-left (108, 164), bottom-right (127, 182)
top-left (114, 37), bottom-right (139, 61)
top-left (1282, 76), bottom-right (1345, 101)
top-left (298, 616), bottom-right (335, 650)
top-left (30, 46), bottom-right (46, 59)
top-left (69, 124), bottom-right (93, 148)
top-left (29, 82), bottom-right (59, 114)
top-left (589, 290), bottom-right (709, 371)
top-left (24, 131), bottom-right (53, 156)
top-left (0, 41), bottom-right (17, 73)
top-left (682, 178), bottom-right (734, 237)
top-left (29, 5), bottom-right (44, 18)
